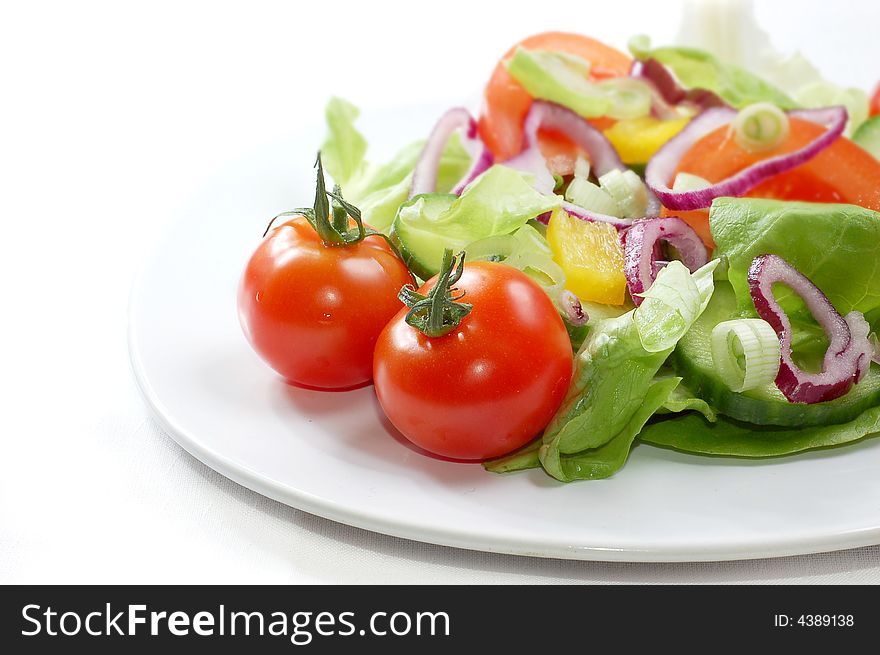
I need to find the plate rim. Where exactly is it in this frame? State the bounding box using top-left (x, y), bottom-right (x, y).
top-left (127, 106), bottom-right (880, 563)
top-left (129, 301), bottom-right (880, 562)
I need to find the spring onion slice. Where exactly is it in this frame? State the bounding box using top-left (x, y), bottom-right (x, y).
top-left (711, 319), bottom-right (781, 392)
top-left (596, 77), bottom-right (654, 120)
top-left (598, 169), bottom-right (648, 219)
top-left (564, 177), bottom-right (621, 216)
top-left (732, 102), bottom-right (790, 153)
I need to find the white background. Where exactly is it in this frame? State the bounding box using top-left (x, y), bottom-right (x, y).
top-left (2, 0), bottom-right (880, 583)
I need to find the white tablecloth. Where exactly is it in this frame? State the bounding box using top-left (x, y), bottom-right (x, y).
top-left (3, 0), bottom-right (880, 584)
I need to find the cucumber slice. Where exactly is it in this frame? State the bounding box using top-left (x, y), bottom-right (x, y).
top-left (389, 194), bottom-right (463, 280)
top-left (672, 282), bottom-right (880, 427)
top-left (853, 115), bottom-right (880, 160)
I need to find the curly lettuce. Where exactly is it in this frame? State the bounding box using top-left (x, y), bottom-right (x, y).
top-left (320, 97), bottom-right (472, 231)
top-left (487, 259), bottom-right (719, 481)
top-left (628, 37), bottom-right (797, 110)
top-left (710, 198), bottom-right (880, 322)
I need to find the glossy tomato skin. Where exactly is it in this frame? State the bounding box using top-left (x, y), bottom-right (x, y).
top-left (666, 118), bottom-right (880, 248)
top-left (238, 217), bottom-right (413, 390)
top-left (373, 263), bottom-right (573, 461)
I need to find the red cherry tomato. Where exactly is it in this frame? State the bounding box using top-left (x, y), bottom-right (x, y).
top-left (373, 262), bottom-right (573, 460)
top-left (239, 216), bottom-right (413, 390)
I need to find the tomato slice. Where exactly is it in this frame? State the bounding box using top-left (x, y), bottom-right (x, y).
top-left (664, 118), bottom-right (880, 248)
top-left (478, 32), bottom-right (632, 161)
top-left (871, 83), bottom-right (880, 117)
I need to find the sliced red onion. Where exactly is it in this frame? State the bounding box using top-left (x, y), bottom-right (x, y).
top-left (748, 254), bottom-right (872, 404)
top-left (646, 105), bottom-right (848, 211)
top-left (504, 101), bottom-right (636, 228)
top-left (561, 201), bottom-right (633, 229)
top-left (452, 146), bottom-right (493, 195)
top-left (410, 107), bottom-right (493, 198)
top-left (623, 217), bottom-right (709, 305)
top-left (630, 58), bottom-right (727, 119)
top-left (533, 202), bottom-right (633, 230)
top-left (505, 145), bottom-right (557, 195)
top-left (558, 290), bottom-right (588, 326)
top-left (512, 100), bottom-right (625, 177)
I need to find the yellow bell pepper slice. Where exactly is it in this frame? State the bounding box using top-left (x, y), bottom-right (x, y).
top-left (547, 207), bottom-right (626, 306)
top-left (603, 116), bottom-right (690, 165)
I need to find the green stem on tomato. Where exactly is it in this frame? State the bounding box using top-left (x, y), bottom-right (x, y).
top-left (398, 249), bottom-right (473, 337)
top-left (261, 152), bottom-right (360, 243)
top-left (262, 152), bottom-right (408, 262)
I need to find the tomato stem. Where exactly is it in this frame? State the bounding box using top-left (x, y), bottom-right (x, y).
top-left (261, 153), bottom-right (408, 262)
top-left (398, 249), bottom-right (473, 337)
top-left (261, 152), bottom-right (365, 244)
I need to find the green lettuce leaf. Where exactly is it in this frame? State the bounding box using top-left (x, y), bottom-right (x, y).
top-left (710, 198), bottom-right (880, 319)
top-left (639, 403), bottom-right (880, 457)
top-left (321, 97), bottom-right (369, 188)
top-left (537, 260), bottom-right (719, 482)
top-left (466, 224), bottom-right (565, 294)
top-left (437, 166), bottom-right (559, 237)
top-left (634, 254), bottom-right (717, 352)
top-left (484, 439), bottom-right (542, 474)
top-left (540, 377), bottom-right (681, 481)
top-left (320, 98), bottom-right (472, 232)
top-left (794, 82), bottom-right (869, 137)
top-left (628, 37), bottom-right (798, 110)
top-left (655, 374), bottom-right (717, 422)
top-left (391, 165), bottom-right (561, 277)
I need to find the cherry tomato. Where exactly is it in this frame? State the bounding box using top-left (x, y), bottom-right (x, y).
top-left (664, 117), bottom-right (880, 247)
top-left (478, 32), bottom-right (632, 162)
top-left (870, 83), bottom-right (879, 116)
top-left (373, 262), bottom-right (573, 461)
top-left (239, 216), bottom-right (413, 390)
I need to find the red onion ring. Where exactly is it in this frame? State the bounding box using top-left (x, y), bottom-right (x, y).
top-left (748, 254), bottom-right (872, 404)
top-left (562, 201), bottom-right (633, 229)
top-left (645, 189), bottom-right (662, 218)
top-left (410, 107), bottom-right (493, 198)
top-left (533, 202), bottom-right (634, 229)
top-left (505, 101), bottom-right (639, 227)
top-left (623, 217), bottom-right (709, 306)
top-left (505, 145), bottom-right (557, 194)
top-left (646, 105), bottom-right (848, 211)
top-left (452, 147), bottom-right (494, 195)
top-left (510, 100), bottom-right (625, 177)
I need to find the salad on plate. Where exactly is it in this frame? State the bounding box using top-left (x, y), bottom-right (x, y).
top-left (237, 23), bottom-right (880, 483)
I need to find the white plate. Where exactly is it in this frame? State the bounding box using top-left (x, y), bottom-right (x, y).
top-left (129, 104), bottom-right (880, 562)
